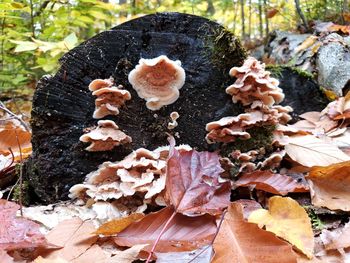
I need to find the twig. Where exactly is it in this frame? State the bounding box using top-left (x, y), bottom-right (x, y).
top-left (0, 101), bottom-right (31, 132)
top-left (14, 129), bottom-right (23, 216)
top-left (146, 209), bottom-right (177, 263)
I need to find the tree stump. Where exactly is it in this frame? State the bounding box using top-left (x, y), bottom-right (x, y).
top-left (26, 13), bottom-right (247, 203)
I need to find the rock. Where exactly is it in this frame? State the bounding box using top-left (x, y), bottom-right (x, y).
top-left (265, 30), bottom-right (311, 64)
top-left (26, 13), bottom-right (247, 203)
top-left (268, 66), bottom-right (329, 120)
top-left (316, 33), bottom-right (350, 96)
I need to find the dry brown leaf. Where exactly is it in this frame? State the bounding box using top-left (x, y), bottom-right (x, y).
top-left (328, 24), bottom-right (350, 34)
top-left (320, 221), bottom-right (350, 251)
top-left (234, 170), bottom-right (309, 195)
top-left (107, 244), bottom-right (147, 263)
top-left (71, 244), bottom-right (107, 263)
top-left (0, 250), bottom-right (14, 263)
top-left (285, 135), bottom-right (350, 167)
top-left (95, 213), bottom-right (144, 236)
top-left (166, 137), bottom-right (231, 216)
top-left (155, 245), bottom-right (213, 263)
top-left (33, 256), bottom-right (69, 263)
top-left (0, 200), bottom-right (47, 250)
top-left (42, 218), bottom-right (98, 262)
top-left (307, 161), bottom-right (350, 211)
top-left (248, 196), bottom-right (314, 258)
top-left (212, 203), bottom-right (297, 263)
top-left (234, 199), bottom-right (262, 219)
top-left (0, 123), bottom-right (31, 159)
top-left (114, 206), bottom-right (216, 253)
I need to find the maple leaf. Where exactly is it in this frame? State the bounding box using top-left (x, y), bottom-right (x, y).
top-left (0, 200), bottom-right (46, 250)
top-left (113, 206), bottom-right (216, 253)
top-left (166, 137), bottom-right (231, 216)
top-left (212, 202), bottom-right (297, 263)
top-left (307, 161), bottom-right (350, 211)
top-left (285, 135), bottom-right (350, 167)
top-left (234, 170), bottom-right (309, 195)
top-left (248, 196), bottom-right (314, 258)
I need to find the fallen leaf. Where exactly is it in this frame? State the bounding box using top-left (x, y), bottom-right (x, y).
top-left (0, 250), bottom-right (14, 263)
top-left (33, 256), bottom-right (68, 263)
top-left (72, 244), bottom-right (107, 263)
top-left (95, 213), bottom-right (144, 236)
top-left (42, 218), bottom-right (98, 262)
top-left (234, 199), bottom-right (262, 219)
top-left (212, 203), bottom-right (297, 263)
top-left (234, 170), bottom-right (309, 195)
top-left (307, 161), bottom-right (350, 211)
top-left (0, 200), bottom-right (46, 250)
top-left (0, 123), bottom-right (32, 159)
top-left (295, 36), bottom-right (318, 53)
top-left (114, 206), bottom-right (216, 253)
top-left (166, 137), bottom-right (231, 216)
top-left (285, 135), bottom-right (350, 167)
top-left (328, 24), bottom-right (350, 34)
top-left (155, 245), bottom-right (213, 263)
top-left (108, 244), bottom-right (147, 263)
top-left (248, 196), bottom-right (314, 258)
top-left (320, 221), bottom-right (350, 251)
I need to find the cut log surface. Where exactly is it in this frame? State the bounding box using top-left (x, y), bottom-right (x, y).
top-left (27, 12), bottom-right (247, 202)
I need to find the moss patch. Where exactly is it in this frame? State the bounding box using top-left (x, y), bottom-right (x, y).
top-left (206, 27), bottom-right (247, 72)
top-left (267, 64), bottom-right (314, 80)
top-left (220, 125), bottom-right (275, 156)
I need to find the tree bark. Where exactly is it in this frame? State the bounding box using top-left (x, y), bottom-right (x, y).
top-left (26, 13), bottom-right (246, 203)
top-left (294, 0), bottom-right (309, 30)
top-left (240, 0), bottom-right (245, 39)
top-left (258, 0), bottom-right (263, 38)
top-left (263, 0), bottom-right (269, 37)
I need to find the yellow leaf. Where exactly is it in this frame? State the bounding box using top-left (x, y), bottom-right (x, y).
top-left (295, 36), bottom-right (318, 53)
top-left (307, 161), bottom-right (350, 211)
top-left (33, 256), bottom-right (68, 263)
top-left (248, 196), bottom-right (314, 258)
top-left (95, 213), bottom-right (144, 236)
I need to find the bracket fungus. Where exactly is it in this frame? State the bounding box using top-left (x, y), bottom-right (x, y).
top-left (128, 55), bottom-right (186, 111)
top-left (89, 78), bottom-right (131, 119)
top-left (80, 120), bottom-right (132, 152)
top-left (70, 145), bottom-right (191, 215)
top-left (205, 57), bottom-right (292, 144)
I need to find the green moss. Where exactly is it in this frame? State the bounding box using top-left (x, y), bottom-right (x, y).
top-left (220, 125), bottom-right (275, 156)
top-left (12, 180), bottom-right (30, 206)
top-left (203, 26), bottom-right (247, 74)
top-left (304, 206), bottom-right (325, 231)
top-left (266, 64), bottom-right (314, 80)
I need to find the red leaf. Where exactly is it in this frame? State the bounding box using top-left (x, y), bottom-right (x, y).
top-left (266, 8), bottom-right (279, 18)
top-left (0, 200), bottom-right (46, 250)
top-left (234, 170), bottom-right (309, 195)
top-left (114, 207), bottom-right (217, 253)
top-left (166, 137), bottom-right (231, 216)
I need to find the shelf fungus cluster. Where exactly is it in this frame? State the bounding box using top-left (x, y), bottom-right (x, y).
top-left (80, 120), bottom-right (132, 152)
top-left (80, 78), bottom-right (132, 152)
top-left (70, 145), bottom-right (191, 216)
top-left (206, 57), bottom-right (293, 173)
top-left (128, 55), bottom-right (186, 111)
top-left (89, 78), bottom-right (131, 119)
top-left (206, 57), bottom-right (292, 144)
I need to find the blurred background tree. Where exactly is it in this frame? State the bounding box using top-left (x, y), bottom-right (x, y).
top-left (0, 0), bottom-right (349, 97)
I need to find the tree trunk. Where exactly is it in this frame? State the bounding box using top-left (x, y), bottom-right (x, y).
top-left (248, 0), bottom-right (252, 39)
top-left (26, 13), bottom-right (247, 203)
top-left (207, 0), bottom-right (215, 15)
top-left (263, 0), bottom-right (269, 37)
top-left (258, 0), bottom-right (263, 38)
top-left (294, 0), bottom-right (309, 31)
top-left (240, 0), bottom-right (245, 39)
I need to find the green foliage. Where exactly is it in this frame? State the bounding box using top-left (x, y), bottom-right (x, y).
top-left (0, 0), bottom-right (349, 96)
top-left (303, 206), bottom-right (325, 231)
